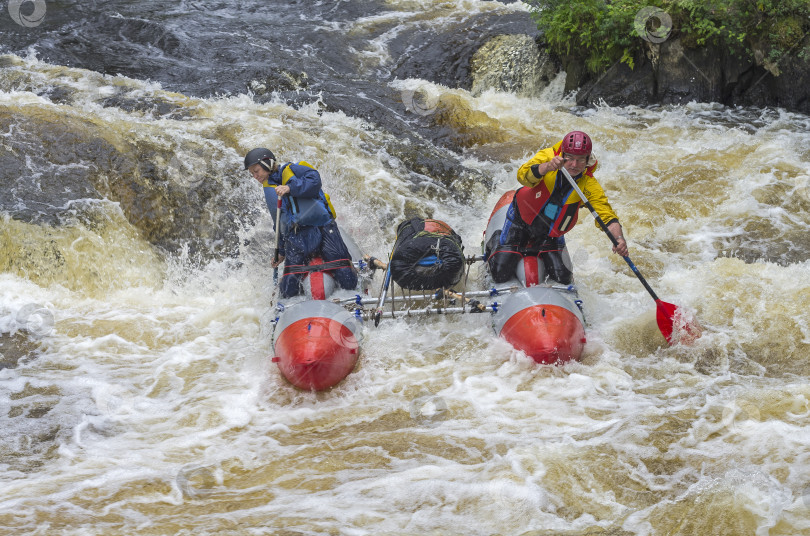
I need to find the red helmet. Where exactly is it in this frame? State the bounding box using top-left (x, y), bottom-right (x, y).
top-left (561, 131), bottom-right (592, 155)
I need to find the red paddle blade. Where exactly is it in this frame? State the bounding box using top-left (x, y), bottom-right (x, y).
top-left (656, 300), bottom-right (701, 345)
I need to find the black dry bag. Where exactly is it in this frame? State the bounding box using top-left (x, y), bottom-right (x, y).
top-left (389, 219), bottom-right (465, 290)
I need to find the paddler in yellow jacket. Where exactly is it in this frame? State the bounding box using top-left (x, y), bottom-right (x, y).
top-left (487, 131), bottom-right (628, 285)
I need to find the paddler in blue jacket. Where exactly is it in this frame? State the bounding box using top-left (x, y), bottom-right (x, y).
top-left (244, 148), bottom-right (358, 298)
top-left (487, 131), bottom-right (628, 285)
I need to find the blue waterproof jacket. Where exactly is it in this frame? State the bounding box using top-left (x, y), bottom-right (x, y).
top-left (262, 162), bottom-right (334, 257)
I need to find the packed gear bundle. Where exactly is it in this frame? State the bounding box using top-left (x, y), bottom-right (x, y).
top-left (389, 218), bottom-right (465, 290)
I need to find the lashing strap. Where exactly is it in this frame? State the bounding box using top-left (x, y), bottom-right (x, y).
top-left (282, 258), bottom-right (353, 276)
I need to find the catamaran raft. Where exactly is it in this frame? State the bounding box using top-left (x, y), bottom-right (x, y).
top-left (267, 184), bottom-right (698, 391)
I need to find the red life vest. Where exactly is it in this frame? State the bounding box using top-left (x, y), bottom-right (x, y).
top-left (514, 148), bottom-right (597, 238)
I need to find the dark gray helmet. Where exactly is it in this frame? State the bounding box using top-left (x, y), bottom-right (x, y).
top-left (244, 148), bottom-right (276, 171)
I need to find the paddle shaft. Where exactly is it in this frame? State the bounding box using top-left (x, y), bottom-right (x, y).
top-left (273, 196), bottom-right (282, 283)
top-left (559, 166), bottom-right (662, 303)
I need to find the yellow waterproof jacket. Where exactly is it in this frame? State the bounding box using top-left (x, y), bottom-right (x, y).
top-left (516, 140), bottom-right (619, 229)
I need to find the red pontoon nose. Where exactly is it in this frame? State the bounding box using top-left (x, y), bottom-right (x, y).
top-left (493, 286), bottom-right (586, 365)
top-left (498, 303), bottom-right (585, 364)
top-left (272, 301), bottom-right (361, 391)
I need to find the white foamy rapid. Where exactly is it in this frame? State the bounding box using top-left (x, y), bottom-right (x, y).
top-left (2, 5), bottom-right (810, 536)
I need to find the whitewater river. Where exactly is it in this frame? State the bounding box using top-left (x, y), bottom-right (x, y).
top-left (2, 1), bottom-right (810, 535)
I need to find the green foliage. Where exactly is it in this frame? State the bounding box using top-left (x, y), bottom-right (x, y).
top-left (529, 0), bottom-right (642, 72)
top-left (528, 0), bottom-right (810, 74)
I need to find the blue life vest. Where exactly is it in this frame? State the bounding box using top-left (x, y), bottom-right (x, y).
top-left (262, 161), bottom-right (337, 230)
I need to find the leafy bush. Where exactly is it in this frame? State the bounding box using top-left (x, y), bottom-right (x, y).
top-left (528, 0), bottom-right (810, 73)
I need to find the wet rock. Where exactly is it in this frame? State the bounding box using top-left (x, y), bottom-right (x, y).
top-left (0, 106), bottom-right (250, 262)
top-left (390, 11), bottom-right (540, 91)
top-left (99, 94), bottom-right (195, 120)
top-left (248, 69), bottom-right (309, 95)
top-left (381, 132), bottom-right (492, 203)
top-left (312, 82), bottom-right (493, 202)
top-left (735, 33), bottom-right (810, 114)
top-left (573, 53), bottom-right (656, 108)
top-left (567, 36), bottom-right (810, 115)
top-left (0, 109), bottom-right (103, 226)
top-left (470, 34), bottom-right (558, 97)
top-left (657, 39), bottom-right (724, 105)
top-left (429, 94), bottom-right (508, 148)
top-left (402, 199), bottom-right (434, 221)
top-left (573, 38), bottom-right (727, 106)
top-left (0, 332), bottom-right (39, 370)
top-left (2, 382), bottom-right (68, 473)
